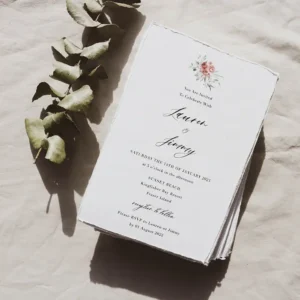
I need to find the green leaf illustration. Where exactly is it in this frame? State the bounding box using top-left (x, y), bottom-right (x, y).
top-left (32, 82), bottom-right (67, 101)
top-left (25, 118), bottom-right (47, 149)
top-left (63, 37), bottom-right (82, 55)
top-left (66, 0), bottom-right (100, 27)
top-left (85, 0), bottom-right (103, 14)
top-left (51, 61), bottom-right (81, 84)
top-left (58, 85), bottom-right (94, 114)
top-left (80, 40), bottom-right (110, 60)
top-left (45, 136), bottom-right (66, 164)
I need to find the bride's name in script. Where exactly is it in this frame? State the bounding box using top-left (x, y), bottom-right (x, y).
top-left (163, 107), bottom-right (208, 127)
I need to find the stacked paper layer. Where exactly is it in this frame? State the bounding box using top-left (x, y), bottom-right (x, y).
top-left (79, 24), bottom-right (278, 265)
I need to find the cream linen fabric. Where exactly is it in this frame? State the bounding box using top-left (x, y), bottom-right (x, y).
top-left (0, 1), bottom-right (299, 299)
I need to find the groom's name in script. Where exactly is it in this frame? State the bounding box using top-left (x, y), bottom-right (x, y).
top-left (132, 202), bottom-right (174, 219)
top-left (156, 136), bottom-right (195, 158)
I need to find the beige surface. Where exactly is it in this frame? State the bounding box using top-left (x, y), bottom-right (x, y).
top-left (0, 0), bottom-right (299, 299)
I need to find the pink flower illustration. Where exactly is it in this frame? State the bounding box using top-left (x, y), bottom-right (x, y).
top-left (200, 61), bottom-right (215, 76)
top-left (200, 62), bottom-right (210, 76)
top-left (191, 55), bottom-right (222, 90)
top-left (208, 62), bottom-right (215, 73)
top-left (202, 69), bottom-right (209, 76)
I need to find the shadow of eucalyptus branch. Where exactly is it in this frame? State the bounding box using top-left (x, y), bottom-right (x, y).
top-left (83, 9), bottom-right (146, 124)
top-left (32, 9), bottom-right (145, 236)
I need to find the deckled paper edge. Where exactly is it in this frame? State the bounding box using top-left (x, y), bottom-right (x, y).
top-left (135, 23), bottom-right (279, 263)
top-left (144, 23), bottom-right (280, 264)
top-left (206, 72), bottom-right (278, 264)
top-left (78, 22), bottom-right (210, 266)
top-left (79, 22), bottom-right (279, 266)
top-left (151, 22), bottom-right (280, 78)
top-left (82, 221), bottom-right (209, 265)
top-left (212, 161), bottom-right (251, 261)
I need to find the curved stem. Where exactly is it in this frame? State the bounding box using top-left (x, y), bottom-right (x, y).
top-left (65, 13), bottom-right (102, 96)
top-left (66, 84), bottom-right (72, 94)
top-left (34, 147), bottom-right (43, 163)
top-left (34, 133), bottom-right (49, 164)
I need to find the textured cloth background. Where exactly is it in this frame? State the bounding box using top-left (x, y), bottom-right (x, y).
top-left (0, 1), bottom-right (299, 299)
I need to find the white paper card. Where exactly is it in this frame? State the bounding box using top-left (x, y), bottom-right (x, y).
top-left (79, 23), bottom-right (278, 264)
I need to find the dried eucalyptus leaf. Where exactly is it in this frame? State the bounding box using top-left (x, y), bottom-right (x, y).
top-left (25, 118), bottom-right (47, 150)
top-left (51, 61), bottom-right (81, 84)
top-left (103, 1), bottom-right (140, 8)
top-left (45, 104), bottom-right (66, 114)
top-left (66, 0), bottom-right (100, 27)
top-left (96, 23), bottom-right (122, 37)
top-left (87, 64), bottom-right (108, 79)
top-left (52, 39), bottom-right (81, 65)
top-left (85, 0), bottom-right (102, 14)
top-left (80, 40), bottom-right (110, 60)
top-left (42, 112), bottom-right (66, 131)
top-left (45, 135), bottom-right (66, 164)
top-left (43, 109), bottom-right (79, 132)
top-left (63, 37), bottom-right (82, 55)
top-left (58, 85), bottom-right (94, 114)
top-left (32, 82), bottom-right (66, 101)
top-left (52, 39), bottom-right (69, 59)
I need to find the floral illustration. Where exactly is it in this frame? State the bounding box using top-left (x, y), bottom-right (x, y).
top-left (190, 55), bottom-right (222, 90)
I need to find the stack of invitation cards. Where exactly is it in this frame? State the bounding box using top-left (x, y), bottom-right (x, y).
top-left (79, 23), bottom-right (278, 265)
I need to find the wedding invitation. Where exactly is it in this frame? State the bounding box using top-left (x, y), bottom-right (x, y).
top-left (79, 23), bottom-right (278, 265)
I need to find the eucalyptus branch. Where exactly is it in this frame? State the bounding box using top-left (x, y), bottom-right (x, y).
top-left (25, 0), bottom-right (141, 164)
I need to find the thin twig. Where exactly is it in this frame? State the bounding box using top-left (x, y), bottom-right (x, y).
top-left (33, 133), bottom-right (49, 163)
top-left (34, 147), bottom-right (43, 163)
